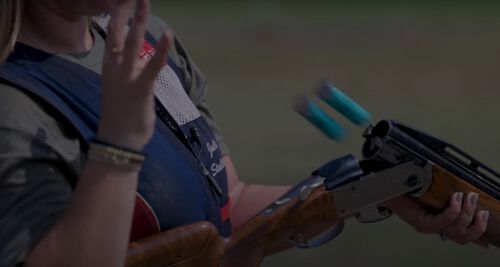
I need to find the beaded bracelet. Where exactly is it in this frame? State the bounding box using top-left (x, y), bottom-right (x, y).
top-left (87, 140), bottom-right (146, 171)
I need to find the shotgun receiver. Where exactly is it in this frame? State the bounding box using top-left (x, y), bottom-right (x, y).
top-left (126, 120), bottom-right (500, 266)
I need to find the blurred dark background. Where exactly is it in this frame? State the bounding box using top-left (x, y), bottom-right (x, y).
top-left (152, 1), bottom-right (500, 266)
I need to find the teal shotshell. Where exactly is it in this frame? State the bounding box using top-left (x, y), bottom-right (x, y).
top-left (316, 82), bottom-right (372, 126)
top-left (295, 97), bottom-right (346, 141)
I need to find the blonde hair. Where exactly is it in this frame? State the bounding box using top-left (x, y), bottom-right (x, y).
top-left (0, 0), bottom-right (23, 63)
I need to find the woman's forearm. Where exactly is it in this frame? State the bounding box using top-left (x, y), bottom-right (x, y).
top-left (25, 161), bottom-right (139, 267)
top-left (231, 184), bottom-right (291, 230)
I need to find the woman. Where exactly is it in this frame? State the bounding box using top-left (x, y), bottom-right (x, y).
top-left (0, 0), bottom-right (490, 266)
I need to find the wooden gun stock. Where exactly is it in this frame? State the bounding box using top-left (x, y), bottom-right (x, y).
top-left (222, 183), bottom-right (342, 267)
top-left (126, 221), bottom-right (223, 267)
top-left (418, 165), bottom-right (500, 247)
top-left (124, 177), bottom-right (343, 267)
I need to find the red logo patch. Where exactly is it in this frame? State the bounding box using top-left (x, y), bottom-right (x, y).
top-left (140, 41), bottom-right (156, 60)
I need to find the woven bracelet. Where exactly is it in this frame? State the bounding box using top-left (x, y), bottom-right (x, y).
top-left (87, 140), bottom-right (146, 171)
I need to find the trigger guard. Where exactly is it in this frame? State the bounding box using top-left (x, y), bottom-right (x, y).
top-left (295, 220), bottom-right (345, 249)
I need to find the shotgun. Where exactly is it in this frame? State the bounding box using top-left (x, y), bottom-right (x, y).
top-left (126, 120), bottom-right (500, 266)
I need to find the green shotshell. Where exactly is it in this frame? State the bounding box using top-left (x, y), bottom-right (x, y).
top-left (316, 81), bottom-right (372, 126)
top-left (295, 97), bottom-right (346, 141)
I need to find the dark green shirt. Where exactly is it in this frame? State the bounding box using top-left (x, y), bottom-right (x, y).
top-left (0, 16), bottom-right (228, 266)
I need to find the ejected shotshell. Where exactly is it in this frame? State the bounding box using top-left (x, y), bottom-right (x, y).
top-left (294, 97), bottom-right (346, 141)
top-left (316, 81), bottom-right (372, 126)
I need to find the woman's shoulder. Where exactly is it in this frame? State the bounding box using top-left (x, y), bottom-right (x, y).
top-left (147, 15), bottom-right (173, 40)
top-left (0, 83), bottom-right (82, 163)
top-left (146, 15), bottom-right (189, 67)
top-left (0, 83), bottom-right (59, 133)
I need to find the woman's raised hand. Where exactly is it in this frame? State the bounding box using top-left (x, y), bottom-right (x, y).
top-left (98, 0), bottom-right (170, 151)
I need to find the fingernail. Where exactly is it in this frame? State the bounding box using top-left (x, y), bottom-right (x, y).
top-left (483, 211), bottom-right (490, 222)
top-left (470, 193), bottom-right (479, 206)
top-left (456, 192), bottom-right (464, 203)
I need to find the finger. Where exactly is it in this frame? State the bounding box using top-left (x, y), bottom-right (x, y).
top-left (453, 210), bottom-right (489, 245)
top-left (123, 0), bottom-right (150, 71)
top-left (386, 193), bottom-right (463, 234)
top-left (446, 193), bottom-right (478, 237)
top-left (104, 0), bottom-right (134, 65)
top-left (424, 192), bottom-right (463, 232)
top-left (136, 32), bottom-right (171, 92)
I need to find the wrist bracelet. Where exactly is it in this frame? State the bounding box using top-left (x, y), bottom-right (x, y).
top-left (87, 141), bottom-right (146, 171)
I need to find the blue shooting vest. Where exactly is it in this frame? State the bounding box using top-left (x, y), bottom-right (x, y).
top-left (0, 41), bottom-right (232, 238)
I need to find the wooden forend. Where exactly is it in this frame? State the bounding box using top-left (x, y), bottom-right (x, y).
top-left (418, 165), bottom-right (500, 247)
